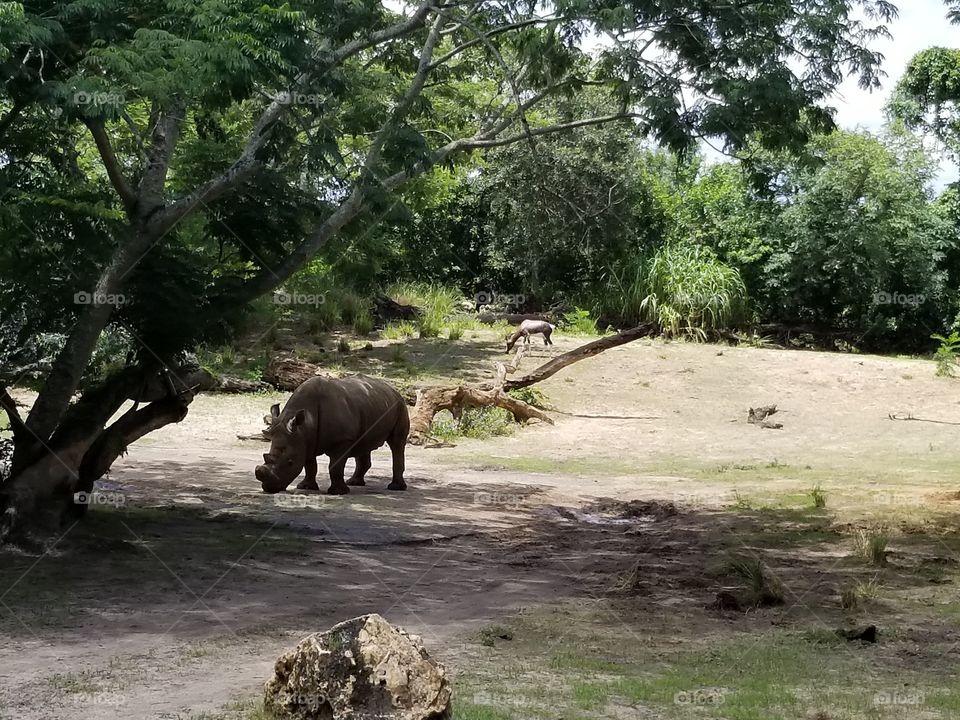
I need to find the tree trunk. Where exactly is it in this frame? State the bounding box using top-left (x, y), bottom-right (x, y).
top-left (0, 366), bottom-right (197, 542)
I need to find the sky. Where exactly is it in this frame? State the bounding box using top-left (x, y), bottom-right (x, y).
top-left (830, 0), bottom-right (959, 188)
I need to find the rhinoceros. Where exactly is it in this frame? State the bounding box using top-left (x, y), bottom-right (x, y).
top-left (255, 375), bottom-right (410, 495)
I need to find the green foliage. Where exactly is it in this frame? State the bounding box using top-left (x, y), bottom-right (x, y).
top-left (759, 130), bottom-right (953, 348)
top-left (639, 244), bottom-right (749, 337)
top-left (387, 282), bottom-right (461, 339)
top-left (932, 332), bottom-right (960, 377)
top-left (507, 387), bottom-right (550, 409)
top-left (432, 408), bottom-right (515, 441)
top-left (561, 308), bottom-right (599, 336)
top-left (892, 46), bottom-right (960, 161)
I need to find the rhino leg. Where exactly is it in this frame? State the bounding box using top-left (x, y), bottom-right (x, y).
top-left (347, 452), bottom-right (371, 486)
top-left (296, 455), bottom-right (320, 491)
top-left (387, 434), bottom-right (407, 491)
top-left (327, 448), bottom-right (350, 495)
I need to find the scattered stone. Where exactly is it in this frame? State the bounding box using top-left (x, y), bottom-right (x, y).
top-left (836, 625), bottom-right (877, 643)
top-left (264, 613), bottom-right (451, 720)
top-left (749, 405), bottom-right (783, 429)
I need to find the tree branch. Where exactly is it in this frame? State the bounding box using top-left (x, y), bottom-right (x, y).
top-left (138, 99), bottom-right (187, 215)
top-left (85, 120), bottom-right (137, 212)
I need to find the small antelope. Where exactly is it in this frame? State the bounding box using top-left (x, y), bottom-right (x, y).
top-left (505, 319), bottom-right (555, 352)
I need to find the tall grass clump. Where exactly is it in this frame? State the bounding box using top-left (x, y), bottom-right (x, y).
top-left (639, 244), bottom-right (749, 337)
top-left (387, 282), bottom-right (461, 339)
top-left (853, 527), bottom-right (889, 566)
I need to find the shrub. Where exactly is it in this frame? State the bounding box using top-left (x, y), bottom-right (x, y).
top-left (562, 308), bottom-right (599, 335)
top-left (386, 282), bottom-right (465, 339)
top-left (508, 387), bottom-right (549, 409)
top-left (932, 332), bottom-right (960, 377)
top-left (640, 244), bottom-right (749, 338)
top-left (431, 407), bottom-right (515, 440)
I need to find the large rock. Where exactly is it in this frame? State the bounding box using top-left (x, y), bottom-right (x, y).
top-left (264, 614), bottom-right (451, 720)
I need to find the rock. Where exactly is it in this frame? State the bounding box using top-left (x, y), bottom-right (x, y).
top-left (264, 613), bottom-right (451, 720)
top-left (836, 625), bottom-right (877, 643)
top-left (710, 590), bottom-right (744, 612)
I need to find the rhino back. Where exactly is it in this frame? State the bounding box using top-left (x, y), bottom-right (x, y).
top-left (292, 376), bottom-right (406, 452)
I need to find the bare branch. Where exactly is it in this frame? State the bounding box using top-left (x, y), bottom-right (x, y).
top-left (85, 120), bottom-right (137, 211)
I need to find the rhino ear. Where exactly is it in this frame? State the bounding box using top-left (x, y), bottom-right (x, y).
top-left (285, 409), bottom-right (306, 433)
top-left (270, 403), bottom-right (281, 419)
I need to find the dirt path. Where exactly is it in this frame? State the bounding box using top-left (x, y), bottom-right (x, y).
top-left (3, 337), bottom-right (960, 718)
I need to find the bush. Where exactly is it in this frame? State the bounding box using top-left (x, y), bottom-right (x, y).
top-left (640, 244), bottom-right (749, 337)
top-left (933, 332), bottom-right (960, 377)
top-left (562, 308), bottom-right (599, 335)
top-left (508, 386), bottom-right (550, 409)
top-left (431, 407), bottom-right (515, 440)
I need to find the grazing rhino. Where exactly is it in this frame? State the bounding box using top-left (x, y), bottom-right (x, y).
top-left (255, 375), bottom-right (410, 495)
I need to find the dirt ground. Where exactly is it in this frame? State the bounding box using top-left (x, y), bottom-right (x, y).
top-left (3, 332), bottom-right (960, 719)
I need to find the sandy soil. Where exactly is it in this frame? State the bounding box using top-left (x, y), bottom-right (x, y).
top-left (2, 334), bottom-right (960, 719)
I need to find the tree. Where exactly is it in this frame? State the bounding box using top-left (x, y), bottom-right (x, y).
top-left (0, 0), bottom-right (899, 538)
top-left (761, 130), bottom-right (953, 346)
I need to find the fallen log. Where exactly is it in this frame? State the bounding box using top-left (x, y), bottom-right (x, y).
top-left (373, 293), bottom-right (420, 325)
top-left (409, 324), bottom-right (658, 443)
top-left (262, 356), bottom-right (342, 391)
top-left (498, 323), bottom-right (657, 391)
top-left (408, 378), bottom-right (552, 445)
top-left (215, 376), bottom-right (272, 393)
